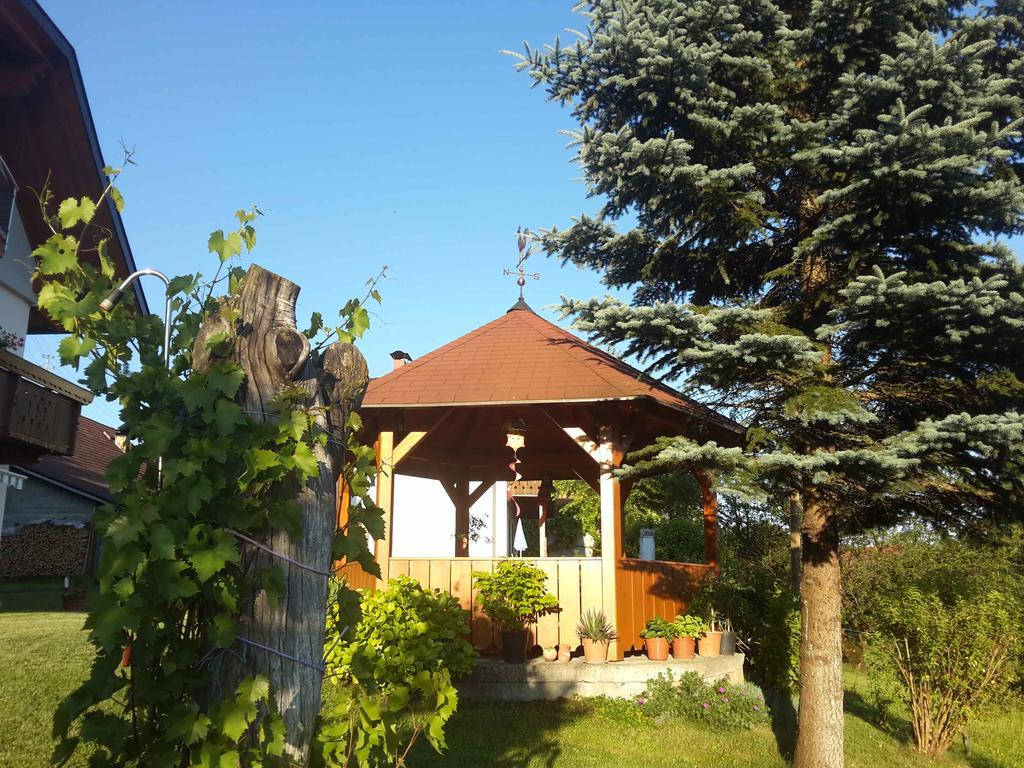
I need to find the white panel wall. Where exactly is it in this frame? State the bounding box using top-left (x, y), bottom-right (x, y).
top-left (389, 474), bottom-right (509, 558)
top-left (0, 207), bottom-right (34, 349)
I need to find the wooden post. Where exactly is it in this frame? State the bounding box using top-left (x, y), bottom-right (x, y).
top-left (694, 469), bottom-right (719, 572)
top-left (193, 264), bottom-right (368, 765)
top-left (375, 430), bottom-right (395, 586)
top-left (564, 426), bottom-right (624, 660)
top-left (454, 476), bottom-right (470, 557)
top-left (539, 519), bottom-right (548, 558)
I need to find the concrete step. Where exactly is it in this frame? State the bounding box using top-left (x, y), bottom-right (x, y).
top-left (459, 653), bottom-right (745, 701)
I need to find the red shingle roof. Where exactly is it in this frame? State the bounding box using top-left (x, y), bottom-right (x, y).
top-left (363, 302), bottom-right (738, 431)
top-left (16, 416), bottom-right (121, 502)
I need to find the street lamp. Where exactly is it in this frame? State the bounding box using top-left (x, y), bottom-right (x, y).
top-left (99, 268), bottom-right (172, 482)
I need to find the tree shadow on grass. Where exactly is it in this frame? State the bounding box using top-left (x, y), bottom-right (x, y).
top-left (761, 688), bottom-right (797, 763)
top-left (407, 698), bottom-right (582, 768)
top-left (843, 686), bottom-right (912, 743)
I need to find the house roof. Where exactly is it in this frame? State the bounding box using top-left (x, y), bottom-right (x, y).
top-left (0, 0), bottom-right (147, 328)
top-left (15, 415), bottom-right (120, 502)
top-left (362, 300), bottom-right (741, 434)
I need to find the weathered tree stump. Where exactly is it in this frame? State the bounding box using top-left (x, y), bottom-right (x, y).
top-left (194, 264), bottom-right (368, 765)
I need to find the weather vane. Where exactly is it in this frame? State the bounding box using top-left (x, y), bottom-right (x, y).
top-left (503, 227), bottom-right (540, 300)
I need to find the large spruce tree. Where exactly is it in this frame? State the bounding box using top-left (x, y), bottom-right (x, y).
top-left (516, 2), bottom-right (1024, 765)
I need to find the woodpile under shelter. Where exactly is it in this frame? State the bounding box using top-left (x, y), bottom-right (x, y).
top-left (338, 299), bottom-right (743, 660)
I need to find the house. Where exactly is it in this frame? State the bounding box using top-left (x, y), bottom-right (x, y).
top-left (0, 0), bottom-right (144, 545)
top-left (338, 297), bottom-right (744, 660)
top-left (0, 415), bottom-right (122, 578)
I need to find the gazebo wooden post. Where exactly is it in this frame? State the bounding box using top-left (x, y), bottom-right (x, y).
top-left (694, 469), bottom-right (719, 572)
top-left (375, 431), bottom-right (395, 586)
top-left (454, 475), bottom-right (470, 557)
top-left (565, 426), bottom-right (625, 660)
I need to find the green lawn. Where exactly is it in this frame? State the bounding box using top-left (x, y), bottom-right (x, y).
top-left (1, 609), bottom-right (1021, 768)
top-left (0, 578), bottom-right (67, 612)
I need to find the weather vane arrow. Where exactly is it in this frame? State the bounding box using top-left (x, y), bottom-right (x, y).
top-left (503, 227), bottom-right (540, 300)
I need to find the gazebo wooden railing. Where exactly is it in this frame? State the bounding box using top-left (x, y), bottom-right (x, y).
top-left (337, 554), bottom-right (712, 656)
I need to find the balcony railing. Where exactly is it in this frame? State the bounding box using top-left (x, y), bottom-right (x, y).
top-left (0, 348), bottom-right (92, 463)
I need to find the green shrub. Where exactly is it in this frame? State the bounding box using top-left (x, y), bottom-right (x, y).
top-left (473, 561), bottom-right (558, 630)
top-left (346, 576), bottom-right (476, 684)
top-left (867, 587), bottom-right (1019, 757)
top-left (654, 515), bottom-right (705, 563)
top-left (640, 672), bottom-right (769, 730)
top-left (318, 578), bottom-right (474, 766)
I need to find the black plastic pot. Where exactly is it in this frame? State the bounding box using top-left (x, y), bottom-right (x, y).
top-left (720, 630), bottom-right (737, 656)
top-left (501, 629), bottom-right (529, 663)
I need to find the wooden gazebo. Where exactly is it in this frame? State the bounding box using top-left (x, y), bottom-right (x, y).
top-left (338, 299), bottom-right (743, 660)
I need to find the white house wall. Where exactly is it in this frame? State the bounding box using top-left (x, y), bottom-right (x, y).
top-left (0, 205), bottom-right (34, 345)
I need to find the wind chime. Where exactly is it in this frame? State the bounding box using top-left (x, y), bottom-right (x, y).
top-left (505, 419), bottom-right (529, 556)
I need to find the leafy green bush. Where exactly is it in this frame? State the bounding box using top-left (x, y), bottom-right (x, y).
top-left (347, 577), bottom-right (476, 684)
top-left (318, 578), bottom-right (474, 766)
top-left (473, 561), bottom-right (558, 630)
top-left (640, 672), bottom-right (768, 730)
top-left (654, 515), bottom-right (705, 563)
top-left (866, 588), bottom-right (1019, 757)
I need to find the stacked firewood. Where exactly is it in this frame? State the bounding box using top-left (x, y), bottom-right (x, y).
top-left (0, 523), bottom-right (92, 577)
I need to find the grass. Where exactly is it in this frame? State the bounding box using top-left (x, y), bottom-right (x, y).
top-left (1, 607), bottom-right (1021, 768)
top-left (0, 612), bottom-right (94, 768)
top-left (0, 578), bottom-right (67, 612)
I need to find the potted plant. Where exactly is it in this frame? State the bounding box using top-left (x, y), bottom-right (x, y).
top-left (473, 561), bottom-right (559, 663)
top-left (719, 616), bottom-right (738, 656)
top-left (640, 617), bottom-right (673, 661)
top-left (576, 608), bottom-right (616, 663)
top-left (698, 608), bottom-right (724, 657)
top-left (61, 575), bottom-right (87, 612)
top-left (670, 614), bottom-right (707, 659)
top-left (542, 646), bottom-right (558, 662)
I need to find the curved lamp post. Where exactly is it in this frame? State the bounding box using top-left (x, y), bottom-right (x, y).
top-left (99, 268), bottom-right (171, 481)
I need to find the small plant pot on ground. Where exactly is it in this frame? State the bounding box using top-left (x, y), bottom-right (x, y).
top-left (645, 636), bottom-right (670, 661)
top-left (543, 646), bottom-right (558, 662)
top-left (671, 636), bottom-right (696, 659)
top-left (720, 630), bottom-right (737, 656)
top-left (582, 637), bottom-right (609, 664)
top-left (62, 591), bottom-right (86, 611)
top-left (501, 629), bottom-right (529, 663)
top-left (698, 630), bottom-right (723, 657)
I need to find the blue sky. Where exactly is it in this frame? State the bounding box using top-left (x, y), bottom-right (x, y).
top-left (25, 1), bottom-right (1024, 427)
top-left (26, 1), bottom-right (624, 426)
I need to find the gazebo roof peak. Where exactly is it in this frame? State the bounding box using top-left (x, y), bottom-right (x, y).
top-left (507, 297), bottom-right (534, 313)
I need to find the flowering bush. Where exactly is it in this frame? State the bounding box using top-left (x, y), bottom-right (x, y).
top-left (640, 672), bottom-right (768, 730)
top-left (0, 327), bottom-right (24, 352)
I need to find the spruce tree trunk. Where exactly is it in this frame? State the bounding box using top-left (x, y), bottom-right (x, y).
top-left (794, 494), bottom-right (845, 768)
top-left (789, 491), bottom-right (803, 592)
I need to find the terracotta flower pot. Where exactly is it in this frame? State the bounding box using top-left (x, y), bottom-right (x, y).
top-left (671, 636), bottom-right (696, 659)
top-left (501, 629), bottom-right (529, 663)
top-left (581, 637), bottom-right (609, 664)
top-left (698, 630), bottom-right (723, 657)
top-left (543, 646), bottom-right (558, 662)
top-left (557, 643), bottom-right (572, 662)
top-left (645, 636), bottom-right (670, 661)
top-left (62, 593), bottom-right (86, 612)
